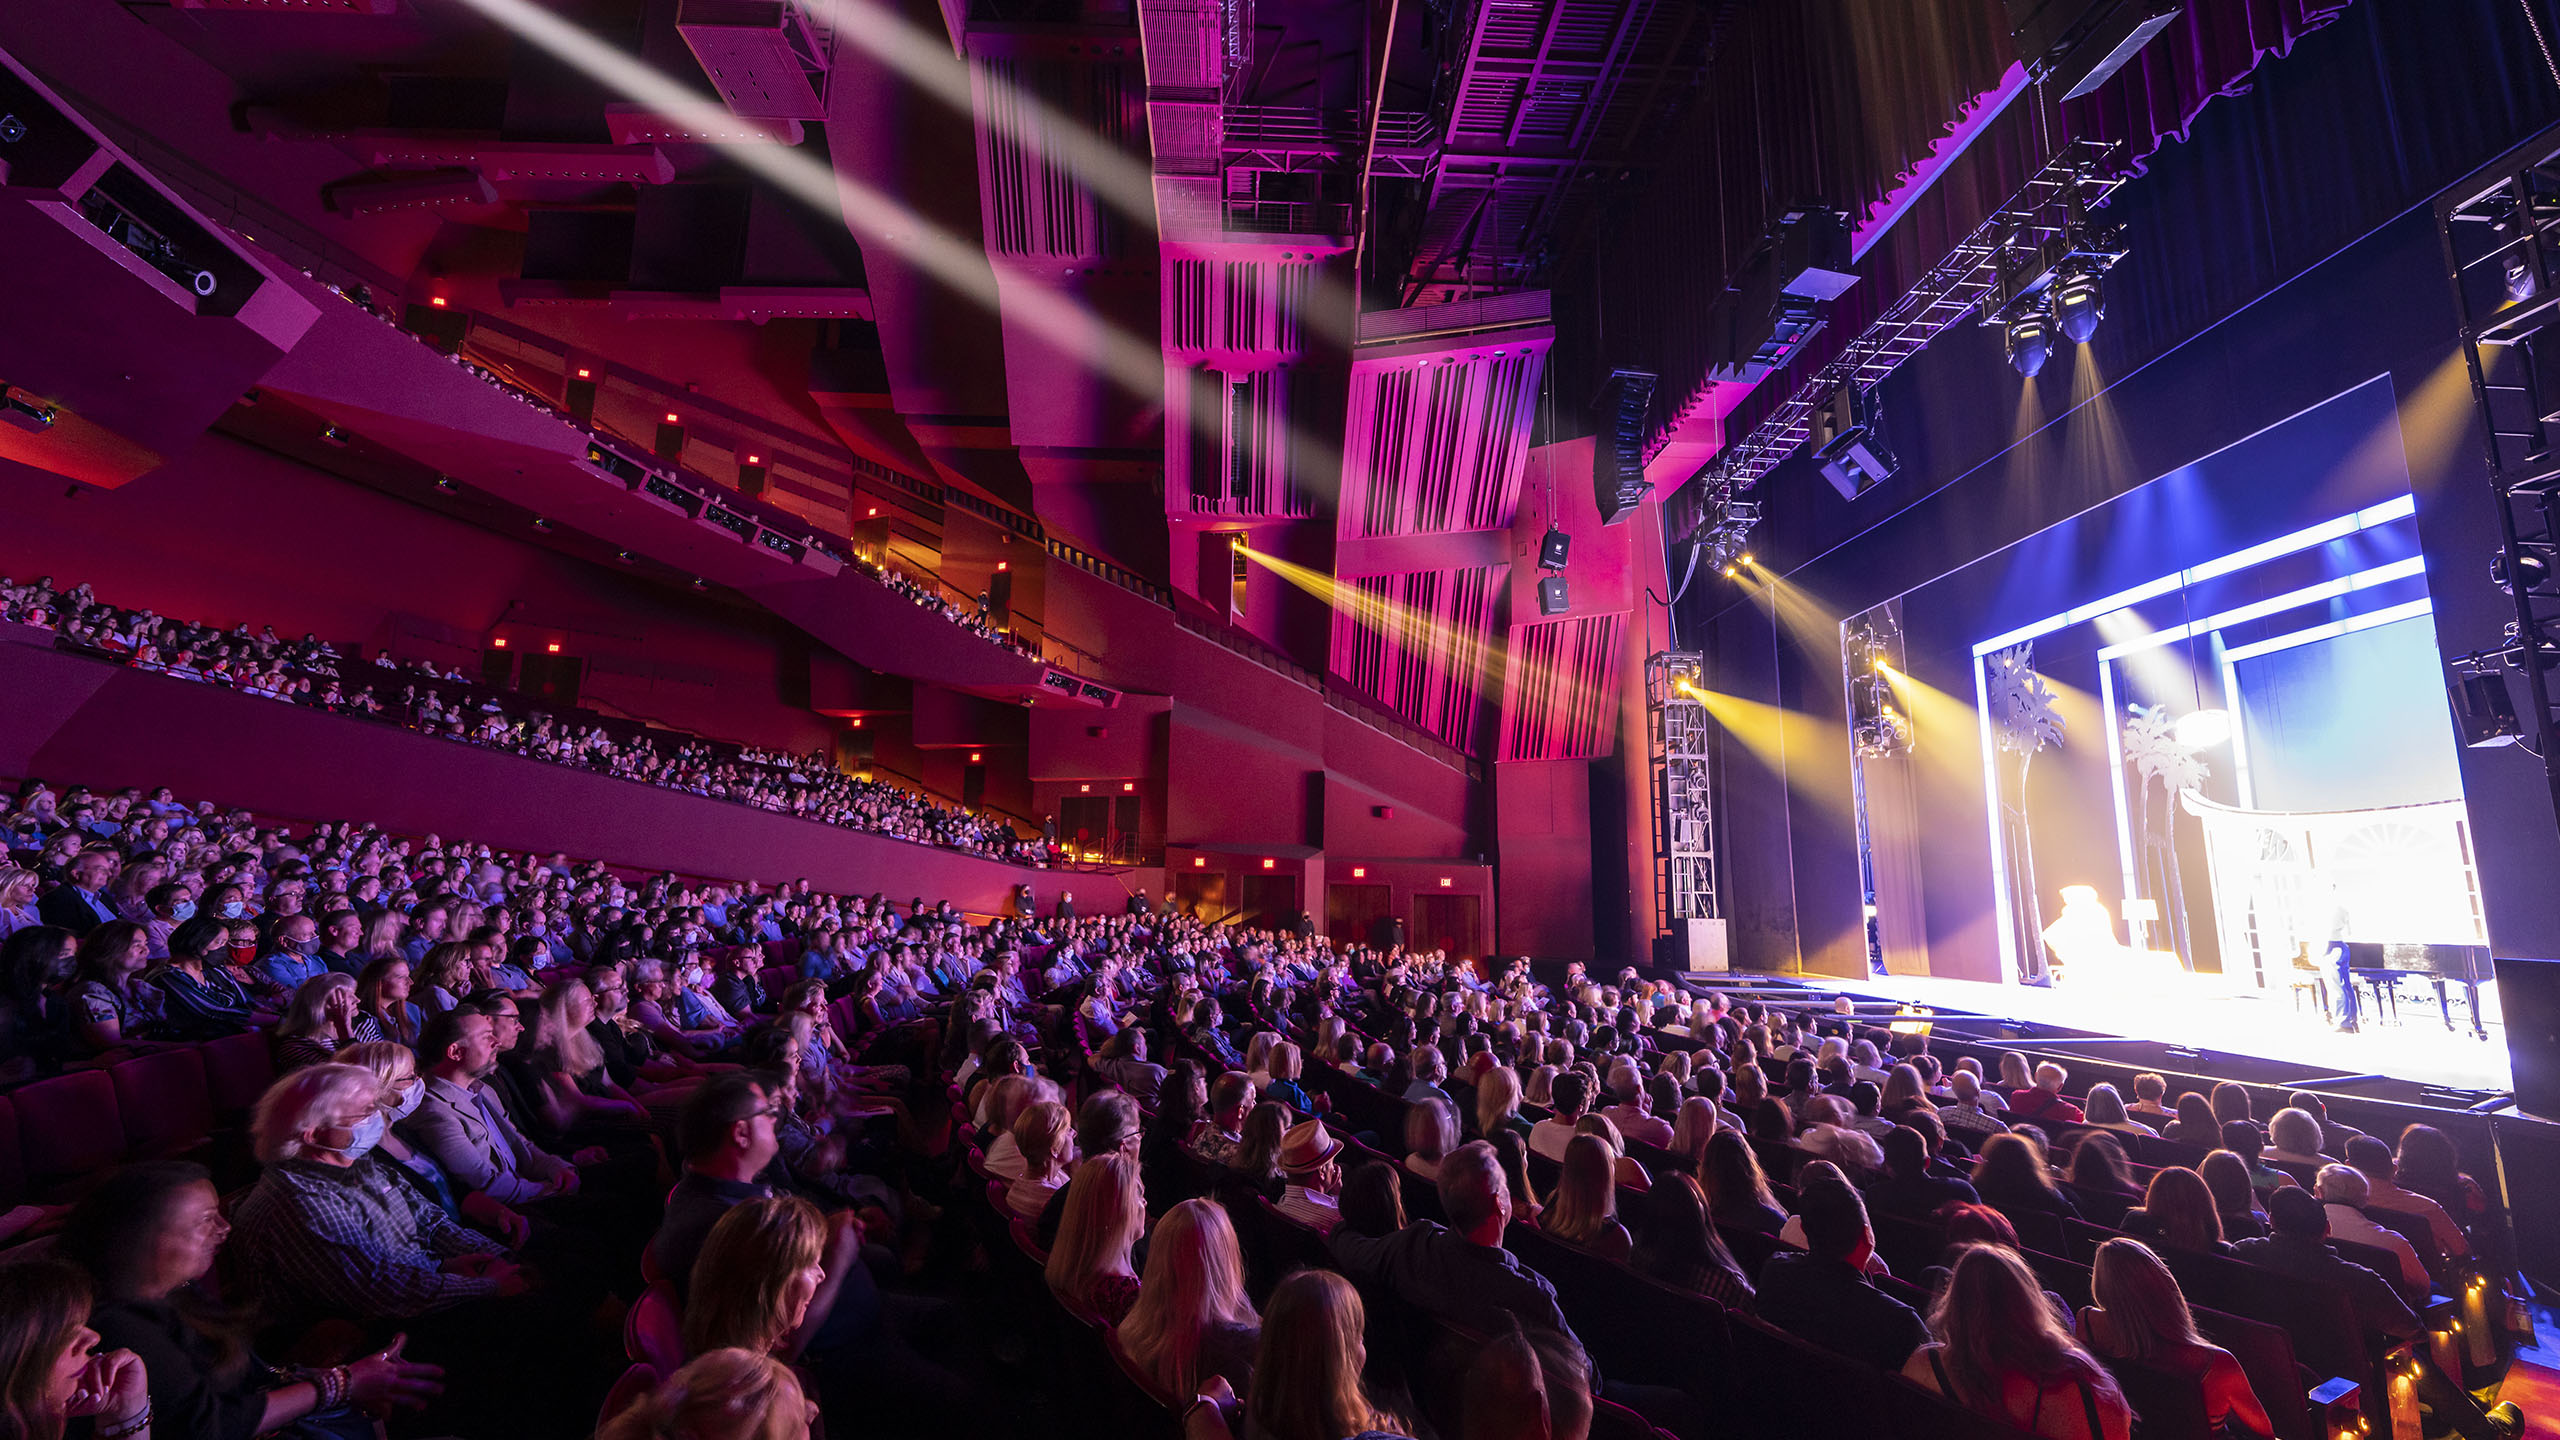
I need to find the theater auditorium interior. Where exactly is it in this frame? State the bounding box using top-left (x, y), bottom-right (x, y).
top-left (7, 0), bottom-right (2560, 1436)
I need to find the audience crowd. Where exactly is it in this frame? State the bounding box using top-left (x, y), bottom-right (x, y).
top-left (0, 767), bottom-right (2525, 1440)
top-left (0, 575), bottom-right (1045, 864)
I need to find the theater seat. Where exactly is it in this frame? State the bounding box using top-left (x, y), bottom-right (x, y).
top-left (14, 1071), bottom-right (125, 1196)
top-left (198, 1031), bottom-right (276, 1120)
top-left (625, 1284), bottom-right (685, 1373)
top-left (110, 1047), bottom-right (215, 1157)
top-left (0, 1096), bottom-right (24, 1210)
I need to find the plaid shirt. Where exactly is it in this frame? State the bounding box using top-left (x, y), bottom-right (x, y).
top-left (231, 1156), bottom-right (503, 1323)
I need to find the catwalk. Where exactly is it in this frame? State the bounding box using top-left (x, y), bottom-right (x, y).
top-left (1690, 969), bottom-right (2511, 1096)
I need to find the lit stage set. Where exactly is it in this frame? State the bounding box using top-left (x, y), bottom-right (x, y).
top-left (1713, 377), bottom-right (2516, 1098)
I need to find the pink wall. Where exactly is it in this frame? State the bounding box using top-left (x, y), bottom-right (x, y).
top-left (0, 430), bottom-right (836, 755)
top-left (1494, 758), bottom-right (1598, 960)
top-left (0, 638), bottom-right (1098, 911)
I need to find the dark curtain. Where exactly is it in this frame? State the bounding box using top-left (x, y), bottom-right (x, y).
top-left (2064, 0), bottom-right (2356, 177)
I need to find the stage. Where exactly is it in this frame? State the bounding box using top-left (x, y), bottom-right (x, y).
top-left (1687, 968), bottom-right (2512, 1097)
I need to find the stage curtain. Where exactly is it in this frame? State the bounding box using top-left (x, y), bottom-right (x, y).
top-left (2063, 0), bottom-right (2356, 177)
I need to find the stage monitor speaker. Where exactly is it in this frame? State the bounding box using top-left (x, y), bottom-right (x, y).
top-left (1654, 918), bottom-right (1730, 973)
top-left (1537, 575), bottom-right (1570, 616)
top-left (1592, 369), bottom-right (1657, 525)
top-left (1538, 527), bottom-right (1571, 570)
top-left (2450, 672), bottom-right (2522, 747)
top-left (2497, 956), bottom-right (2560, 1118)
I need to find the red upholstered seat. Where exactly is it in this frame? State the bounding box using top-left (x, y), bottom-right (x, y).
top-left (596, 1363), bottom-right (660, 1434)
top-left (15, 1071), bottom-right (125, 1193)
top-left (625, 1284), bottom-right (686, 1373)
top-left (198, 1031), bottom-right (276, 1120)
top-left (0, 1096), bottom-right (25, 1209)
top-left (111, 1046), bottom-right (215, 1156)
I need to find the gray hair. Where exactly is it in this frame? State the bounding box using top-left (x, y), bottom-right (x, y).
top-left (251, 1063), bottom-right (381, 1165)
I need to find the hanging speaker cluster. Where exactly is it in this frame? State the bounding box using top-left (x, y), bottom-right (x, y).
top-left (1592, 368), bottom-right (1658, 525)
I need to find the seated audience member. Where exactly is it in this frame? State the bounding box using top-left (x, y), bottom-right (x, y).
top-left (1007, 1100), bottom-right (1076, 1220)
top-left (1184, 1270), bottom-right (1417, 1440)
top-left (1329, 1140), bottom-right (1573, 1339)
top-left (682, 1194), bottom-right (826, 1359)
top-left (1971, 1133), bottom-right (2079, 1223)
top-left (1404, 1098), bottom-right (1460, 1182)
top-left (271, 972), bottom-right (359, 1069)
top-left (1796, 1094), bottom-right (1885, 1176)
top-left (397, 1007), bottom-right (580, 1208)
top-left (147, 916), bottom-right (254, 1041)
top-left (1700, 1129), bottom-right (1789, 1236)
top-left (596, 1348), bottom-right (814, 1440)
top-left (2312, 1164), bottom-right (2431, 1294)
top-left (66, 922), bottom-right (159, 1056)
top-left (2119, 1167), bottom-right (2233, 1255)
top-left (62, 1162), bottom-right (447, 1440)
top-left (2163, 1092), bottom-right (2221, 1146)
top-left (2343, 1135), bottom-right (2468, 1261)
top-left (0, 1257), bottom-right (154, 1440)
top-left (1117, 1197), bottom-right (1262, 1400)
top-left (1491, 1129), bottom-right (1545, 1226)
top-left (2079, 1238), bottom-right (2274, 1439)
top-left (1865, 1124), bottom-right (1979, 1220)
top-left (2127, 1073), bottom-right (2174, 1123)
top-left (2196, 1152), bottom-right (2269, 1239)
top-left (1094, 1026), bottom-right (1169, 1107)
top-left (1541, 1133), bottom-right (1633, 1262)
top-left (1046, 1152), bottom-right (1147, 1323)
top-left (1274, 1118), bottom-right (1347, 1236)
top-left (1630, 1172), bottom-right (1753, 1307)
top-left (2265, 1108), bottom-right (2329, 1168)
top-left (1753, 1165), bottom-right (1930, 1373)
top-left (1221, 1102), bottom-right (1291, 1207)
top-left (1143, 1061), bottom-right (1211, 1202)
top-left (1337, 1160), bottom-right (1409, 1240)
top-left (37, 850), bottom-right (121, 936)
top-left (1667, 1095), bottom-right (1722, 1163)
top-left (1263, 1040), bottom-right (1313, 1113)
top-left (2286, 1091), bottom-right (2362, 1154)
top-left (1601, 1060), bottom-right (1675, 1148)
top-left (253, 912), bottom-right (327, 996)
top-left (978, 1074), bottom-right (1045, 1180)
top-left (2231, 1187), bottom-right (2418, 1339)
top-left (2064, 1135), bottom-right (2139, 1219)
top-left (2390, 1124), bottom-right (2499, 1258)
top-left (1403, 1043), bottom-right (1454, 1106)
top-left (1574, 1113), bottom-right (1651, 1192)
top-left (1530, 1071), bottom-right (1591, 1162)
top-left (2007, 1063), bottom-right (2087, 1127)
top-left (352, 956), bottom-right (423, 1047)
top-left (339, 1040), bottom-right (528, 1241)
top-left (1476, 1065), bottom-right (1531, 1143)
top-left (1902, 1245), bottom-right (2132, 1440)
top-left (1190, 1072), bottom-right (1254, 1167)
top-left (2210, 1083), bottom-right (2255, 1129)
top-left (1938, 1070), bottom-right (2010, 1144)
top-left (2080, 1084), bottom-right (2155, 1137)
top-left (1034, 1091), bottom-right (1144, 1247)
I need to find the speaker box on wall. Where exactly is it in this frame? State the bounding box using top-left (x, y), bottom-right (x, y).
top-left (1537, 575), bottom-right (1570, 615)
top-left (2495, 956), bottom-right (2560, 1118)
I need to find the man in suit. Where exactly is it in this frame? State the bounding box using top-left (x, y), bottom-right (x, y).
top-left (37, 849), bottom-right (122, 935)
top-left (397, 1007), bottom-right (576, 1207)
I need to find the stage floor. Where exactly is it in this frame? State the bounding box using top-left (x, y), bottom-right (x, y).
top-left (1728, 970), bottom-right (2511, 1095)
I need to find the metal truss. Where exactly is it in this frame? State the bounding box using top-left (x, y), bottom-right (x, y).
top-left (1646, 651), bottom-right (1719, 932)
top-left (1672, 139), bottom-right (2123, 540)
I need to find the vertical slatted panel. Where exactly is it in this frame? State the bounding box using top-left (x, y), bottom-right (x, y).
top-left (1338, 345), bottom-right (1547, 539)
top-left (971, 55), bottom-right (1142, 261)
top-left (1327, 566), bottom-right (1506, 750)
top-left (1499, 612), bottom-right (1626, 760)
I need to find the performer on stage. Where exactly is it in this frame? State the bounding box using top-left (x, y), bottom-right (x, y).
top-left (2324, 884), bottom-right (2359, 1034)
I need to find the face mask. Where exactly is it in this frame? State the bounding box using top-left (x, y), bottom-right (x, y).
top-left (324, 1111), bottom-right (387, 1162)
top-left (218, 900), bottom-right (245, 920)
top-left (388, 1079), bottom-right (426, 1122)
top-left (171, 900), bottom-right (197, 922)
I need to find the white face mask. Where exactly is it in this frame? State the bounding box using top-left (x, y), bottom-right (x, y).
top-left (388, 1078), bottom-right (426, 1122)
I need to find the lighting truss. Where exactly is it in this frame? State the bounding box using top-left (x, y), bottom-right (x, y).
top-left (2439, 119), bottom-right (2560, 821)
top-left (1672, 140), bottom-right (2125, 541)
top-left (1645, 651), bottom-right (1718, 930)
top-left (1696, 495), bottom-right (1759, 574)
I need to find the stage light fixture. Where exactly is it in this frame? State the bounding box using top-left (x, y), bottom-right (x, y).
top-left (2507, 251), bottom-right (2539, 306)
top-left (531, 516), bottom-right (552, 531)
top-left (2052, 265), bottom-right (2104, 344)
top-left (2005, 308), bottom-right (2055, 377)
top-left (2450, 669), bottom-right (2522, 748)
top-left (2492, 546), bottom-right (2556, 595)
top-left (2172, 708), bottom-right (2232, 750)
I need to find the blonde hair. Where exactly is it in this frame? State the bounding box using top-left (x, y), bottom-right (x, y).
top-left (597, 1348), bottom-right (809, 1440)
top-left (1243, 1031), bottom-right (1280, 1076)
top-left (1476, 1065), bottom-right (1523, 1137)
top-left (250, 1063), bottom-right (380, 1165)
top-left (337, 1039), bottom-right (416, 1091)
top-left (1046, 1152), bottom-right (1143, 1315)
top-left (684, 1194), bottom-right (824, 1359)
top-left (1267, 1040), bottom-right (1301, 1082)
top-left (276, 972), bottom-right (356, 1041)
top-left (1244, 1270), bottom-right (1395, 1440)
top-left (1012, 1100), bottom-right (1075, 1186)
top-left (1116, 1197), bottom-right (1258, 1395)
top-left (1545, 1133), bottom-right (1621, 1247)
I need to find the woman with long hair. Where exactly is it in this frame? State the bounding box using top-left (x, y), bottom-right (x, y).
top-left (1700, 1129), bottom-right (1787, 1235)
top-left (1114, 1198), bottom-right (1260, 1399)
top-left (1490, 1129), bottom-right (1543, 1225)
top-left (596, 1349), bottom-right (812, 1440)
top-left (683, 1195), bottom-right (827, 1360)
top-left (2393, 1124), bottom-right (2493, 1240)
top-left (1233, 1271), bottom-right (1411, 1440)
top-left (1474, 1065), bottom-right (1529, 1142)
top-left (1541, 1134), bottom-right (1632, 1261)
top-left (2064, 1135), bottom-right (2139, 1224)
top-left (1045, 1152), bottom-right (1145, 1324)
top-left (66, 923), bottom-right (158, 1055)
top-left (350, 956), bottom-right (423, 1047)
top-left (412, 942), bottom-right (474, 1016)
top-left (523, 979), bottom-right (653, 1140)
top-left (1903, 1244), bottom-right (2132, 1440)
top-left (2163, 1092), bottom-right (2220, 1146)
top-left (2119, 1167), bottom-right (2229, 1254)
top-left (1629, 1172), bottom-right (1752, 1307)
top-left (2196, 1152), bottom-right (2267, 1240)
top-left (2081, 1084), bottom-right (2155, 1136)
top-left (1402, 1098), bottom-right (1459, 1183)
top-left (1879, 1064), bottom-right (1932, 1124)
top-left (0, 1258), bottom-right (149, 1440)
top-left (1971, 1133), bottom-right (2080, 1222)
top-left (60, 1162), bottom-right (442, 1439)
top-left (145, 917), bottom-right (252, 1043)
top-left (270, 973), bottom-right (358, 1070)
top-left (1667, 1095), bottom-right (1721, 1163)
top-left (359, 910), bottom-right (407, 968)
top-left (2079, 1239), bottom-right (2271, 1438)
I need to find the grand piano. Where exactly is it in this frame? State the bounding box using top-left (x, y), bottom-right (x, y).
top-left (2341, 942), bottom-right (2494, 1039)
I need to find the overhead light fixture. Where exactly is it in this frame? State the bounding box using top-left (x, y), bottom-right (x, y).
top-left (492, 637), bottom-right (508, 649)
top-left (531, 516), bottom-right (552, 531)
top-left (2493, 547), bottom-right (2555, 595)
top-left (615, 549), bottom-right (635, 564)
top-left (2052, 265), bottom-right (2104, 344)
top-left (434, 475), bottom-right (457, 491)
top-left (2450, 669), bottom-right (2523, 747)
top-left (319, 424), bottom-right (350, 447)
top-left (691, 576), bottom-right (707, 590)
top-left (2005, 309), bottom-right (2054, 378)
top-left (2507, 251), bottom-right (2539, 306)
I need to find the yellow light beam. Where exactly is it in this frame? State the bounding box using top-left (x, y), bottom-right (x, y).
top-left (1692, 688), bottom-right (1859, 823)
